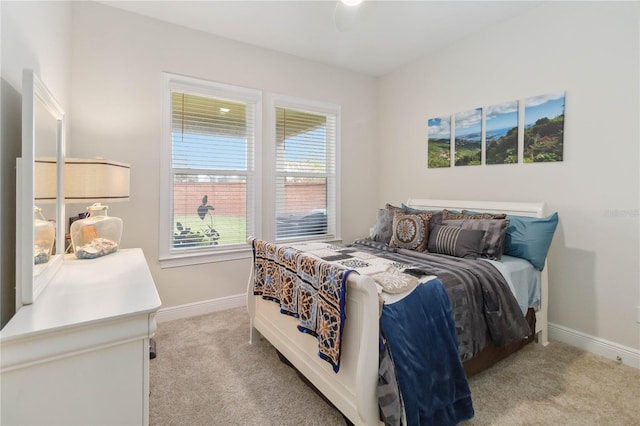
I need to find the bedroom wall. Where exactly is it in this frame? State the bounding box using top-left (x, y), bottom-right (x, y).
top-left (378, 2), bottom-right (640, 352)
top-left (68, 2), bottom-right (379, 310)
top-left (0, 1), bottom-right (72, 327)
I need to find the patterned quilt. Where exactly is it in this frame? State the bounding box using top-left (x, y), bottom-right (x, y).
top-left (252, 239), bottom-right (426, 372)
top-left (252, 239), bottom-right (357, 372)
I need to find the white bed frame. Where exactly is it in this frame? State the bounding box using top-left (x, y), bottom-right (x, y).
top-left (247, 199), bottom-right (549, 425)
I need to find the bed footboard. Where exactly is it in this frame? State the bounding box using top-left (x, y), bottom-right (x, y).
top-left (247, 259), bottom-right (382, 425)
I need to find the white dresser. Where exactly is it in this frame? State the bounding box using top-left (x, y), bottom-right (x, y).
top-left (0, 248), bottom-right (162, 425)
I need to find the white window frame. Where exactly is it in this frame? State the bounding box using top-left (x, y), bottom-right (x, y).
top-left (159, 73), bottom-right (262, 268)
top-left (265, 94), bottom-right (341, 243)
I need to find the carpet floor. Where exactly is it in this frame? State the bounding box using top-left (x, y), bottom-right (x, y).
top-left (150, 307), bottom-right (640, 425)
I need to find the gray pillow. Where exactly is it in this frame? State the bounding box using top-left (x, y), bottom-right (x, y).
top-left (371, 208), bottom-right (395, 244)
top-left (441, 218), bottom-right (509, 260)
top-left (427, 225), bottom-right (485, 259)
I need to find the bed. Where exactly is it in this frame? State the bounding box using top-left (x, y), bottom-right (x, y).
top-left (247, 199), bottom-right (557, 425)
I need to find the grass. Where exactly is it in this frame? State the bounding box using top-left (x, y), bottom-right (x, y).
top-left (173, 214), bottom-right (247, 246)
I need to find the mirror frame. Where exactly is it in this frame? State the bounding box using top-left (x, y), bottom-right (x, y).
top-left (17, 70), bottom-right (65, 307)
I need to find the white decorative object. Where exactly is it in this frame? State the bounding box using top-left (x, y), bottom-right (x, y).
top-left (70, 203), bottom-right (123, 259)
top-left (0, 249), bottom-right (161, 425)
top-left (64, 157), bottom-right (130, 259)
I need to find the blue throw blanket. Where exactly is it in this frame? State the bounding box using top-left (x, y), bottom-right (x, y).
top-left (381, 279), bottom-right (474, 426)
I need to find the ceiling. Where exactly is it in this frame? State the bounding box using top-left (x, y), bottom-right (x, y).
top-left (98, 1), bottom-right (541, 76)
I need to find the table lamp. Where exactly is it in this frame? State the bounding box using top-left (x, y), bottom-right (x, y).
top-left (65, 158), bottom-right (130, 259)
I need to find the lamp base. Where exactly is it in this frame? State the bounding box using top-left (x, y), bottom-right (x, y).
top-left (74, 237), bottom-right (119, 259)
top-left (70, 204), bottom-right (123, 260)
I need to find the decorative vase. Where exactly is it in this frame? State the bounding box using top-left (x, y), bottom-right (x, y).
top-left (70, 203), bottom-right (123, 259)
top-left (34, 206), bottom-right (55, 265)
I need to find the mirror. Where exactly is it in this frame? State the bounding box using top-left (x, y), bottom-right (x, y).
top-left (17, 70), bottom-right (65, 307)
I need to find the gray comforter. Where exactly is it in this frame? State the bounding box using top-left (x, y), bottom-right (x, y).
top-left (352, 240), bottom-right (531, 361)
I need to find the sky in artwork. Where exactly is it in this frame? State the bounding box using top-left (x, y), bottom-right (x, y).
top-left (428, 116), bottom-right (450, 139)
top-left (455, 108), bottom-right (482, 139)
top-left (486, 100), bottom-right (518, 132)
top-left (524, 92), bottom-right (565, 126)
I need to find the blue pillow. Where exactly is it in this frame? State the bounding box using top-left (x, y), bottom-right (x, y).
top-left (504, 213), bottom-right (558, 270)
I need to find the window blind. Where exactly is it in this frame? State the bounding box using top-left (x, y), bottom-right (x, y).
top-left (171, 91), bottom-right (255, 249)
top-left (275, 106), bottom-right (336, 240)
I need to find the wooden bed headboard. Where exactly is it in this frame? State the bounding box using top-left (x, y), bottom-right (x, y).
top-left (405, 199), bottom-right (546, 218)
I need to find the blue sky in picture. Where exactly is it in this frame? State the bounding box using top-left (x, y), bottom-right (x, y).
top-left (486, 100), bottom-right (518, 140)
top-left (428, 92), bottom-right (564, 143)
top-left (524, 92), bottom-right (565, 127)
top-left (455, 108), bottom-right (482, 141)
top-left (428, 116), bottom-right (451, 139)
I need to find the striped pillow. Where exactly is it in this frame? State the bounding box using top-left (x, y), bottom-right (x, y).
top-left (441, 218), bottom-right (509, 260)
top-left (427, 225), bottom-right (485, 259)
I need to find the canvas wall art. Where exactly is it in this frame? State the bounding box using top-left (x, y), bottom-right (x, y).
top-left (454, 108), bottom-right (482, 166)
top-left (523, 92), bottom-right (565, 163)
top-left (427, 116), bottom-right (451, 168)
top-left (427, 90), bottom-right (565, 168)
top-left (485, 100), bottom-right (519, 165)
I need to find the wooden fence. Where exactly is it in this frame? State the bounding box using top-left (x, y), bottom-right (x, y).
top-left (173, 181), bottom-right (326, 216)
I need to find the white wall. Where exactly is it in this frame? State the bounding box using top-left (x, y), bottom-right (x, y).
top-left (68, 2), bottom-right (379, 309)
top-left (378, 2), bottom-right (640, 350)
top-left (0, 1), bottom-right (72, 327)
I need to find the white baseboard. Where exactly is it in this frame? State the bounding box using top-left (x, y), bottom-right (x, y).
top-left (156, 293), bottom-right (246, 323)
top-left (549, 322), bottom-right (640, 369)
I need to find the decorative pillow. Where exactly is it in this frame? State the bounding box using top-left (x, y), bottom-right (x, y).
top-left (427, 225), bottom-right (485, 259)
top-left (429, 210), bottom-right (445, 228)
top-left (444, 209), bottom-right (507, 220)
top-left (441, 218), bottom-right (509, 260)
top-left (385, 203), bottom-right (405, 211)
top-left (371, 208), bottom-right (395, 244)
top-left (400, 204), bottom-right (446, 229)
top-left (504, 213), bottom-right (559, 271)
top-left (389, 212), bottom-right (432, 252)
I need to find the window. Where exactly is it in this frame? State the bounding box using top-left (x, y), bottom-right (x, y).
top-left (272, 97), bottom-right (340, 242)
top-left (160, 74), bottom-right (261, 266)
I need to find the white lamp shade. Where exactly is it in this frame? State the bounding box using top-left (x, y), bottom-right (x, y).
top-left (64, 158), bottom-right (130, 203)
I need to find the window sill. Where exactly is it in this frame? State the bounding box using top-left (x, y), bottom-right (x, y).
top-left (159, 245), bottom-right (252, 268)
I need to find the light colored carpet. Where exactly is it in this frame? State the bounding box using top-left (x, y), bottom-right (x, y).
top-left (150, 307), bottom-right (640, 425)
